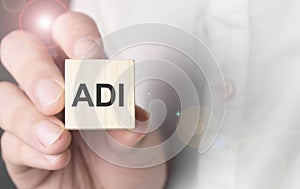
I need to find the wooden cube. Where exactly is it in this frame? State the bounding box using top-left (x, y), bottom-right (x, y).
top-left (65, 59), bottom-right (135, 130)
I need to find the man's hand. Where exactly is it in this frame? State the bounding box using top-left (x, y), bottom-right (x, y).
top-left (0, 12), bottom-right (167, 189)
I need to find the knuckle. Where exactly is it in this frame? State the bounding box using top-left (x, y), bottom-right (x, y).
top-left (53, 11), bottom-right (70, 25)
top-left (53, 11), bottom-right (98, 37)
top-left (1, 30), bottom-right (29, 66)
top-left (1, 30), bottom-right (23, 54)
top-left (0, 81), bottom-right (17, 91)
top-left (2, 30), bottom-right (36, 47)
top-left (55, 11), bottom-right (95, 26)
top-left (1, 30), bottom-right (43, 63)
top-left (7, 103), bottom-right (31, 133)
top-left (0, 82), bottom-right (29, 132)
top-left (1, 132), bottom-right (10, 162)
top-left (0, 82), bottom-right (15, 128)
top-left (1, 30), bottom-right (22, 45)
top-left (0, 82), bottom-right (18, 101)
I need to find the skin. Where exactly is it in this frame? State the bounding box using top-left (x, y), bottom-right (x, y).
top-left (0, 12), bottom-right (167, 189)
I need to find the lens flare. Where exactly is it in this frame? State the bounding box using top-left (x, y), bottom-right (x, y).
top-left (38, 15), bottom-right (53, 31)
top-left (18, 0), bottom-right (68, 49)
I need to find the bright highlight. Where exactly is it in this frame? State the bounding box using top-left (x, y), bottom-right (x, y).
top-left (38, 15), bottom-right (53, 30)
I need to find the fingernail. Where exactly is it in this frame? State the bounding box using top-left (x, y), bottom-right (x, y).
top-left (45, 154), bottom-right (63, 162)
top-left (74, 38), bottom-right (101, 58)
top-left (35, 79), bottom-right (64, 108)
top-left (36, 120), bottom-right (64, 147)
top-left (136, 107), bottom-right (150, 121)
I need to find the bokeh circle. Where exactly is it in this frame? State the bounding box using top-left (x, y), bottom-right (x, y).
top-left (18, 0), bottom-right (68, 49)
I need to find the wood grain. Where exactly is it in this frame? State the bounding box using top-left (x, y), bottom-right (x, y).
top-left (65, 59), bottom-right (135, 130)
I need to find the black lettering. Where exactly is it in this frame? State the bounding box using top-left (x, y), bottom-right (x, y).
top-left (97, 84), bottom-right (116, 106)
top-left (119, 84), bottom-right (124, 107)
top-left (72, 84), bottom-right (94, 107)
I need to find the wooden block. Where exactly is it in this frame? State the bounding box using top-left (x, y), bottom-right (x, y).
top-left (65, 59), bottom-right (135, 130)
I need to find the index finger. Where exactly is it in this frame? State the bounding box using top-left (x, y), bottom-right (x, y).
top-left (52, 11), bottom-right (104, 59)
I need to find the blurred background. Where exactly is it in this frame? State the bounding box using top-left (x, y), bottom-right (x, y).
top-left (0, 1), bottom-right (19, 188)
top-left (0, 0), bottom-right (69, 188)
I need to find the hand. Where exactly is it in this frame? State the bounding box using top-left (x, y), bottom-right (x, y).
top-left (0, 12), bottom-right (167, 189)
